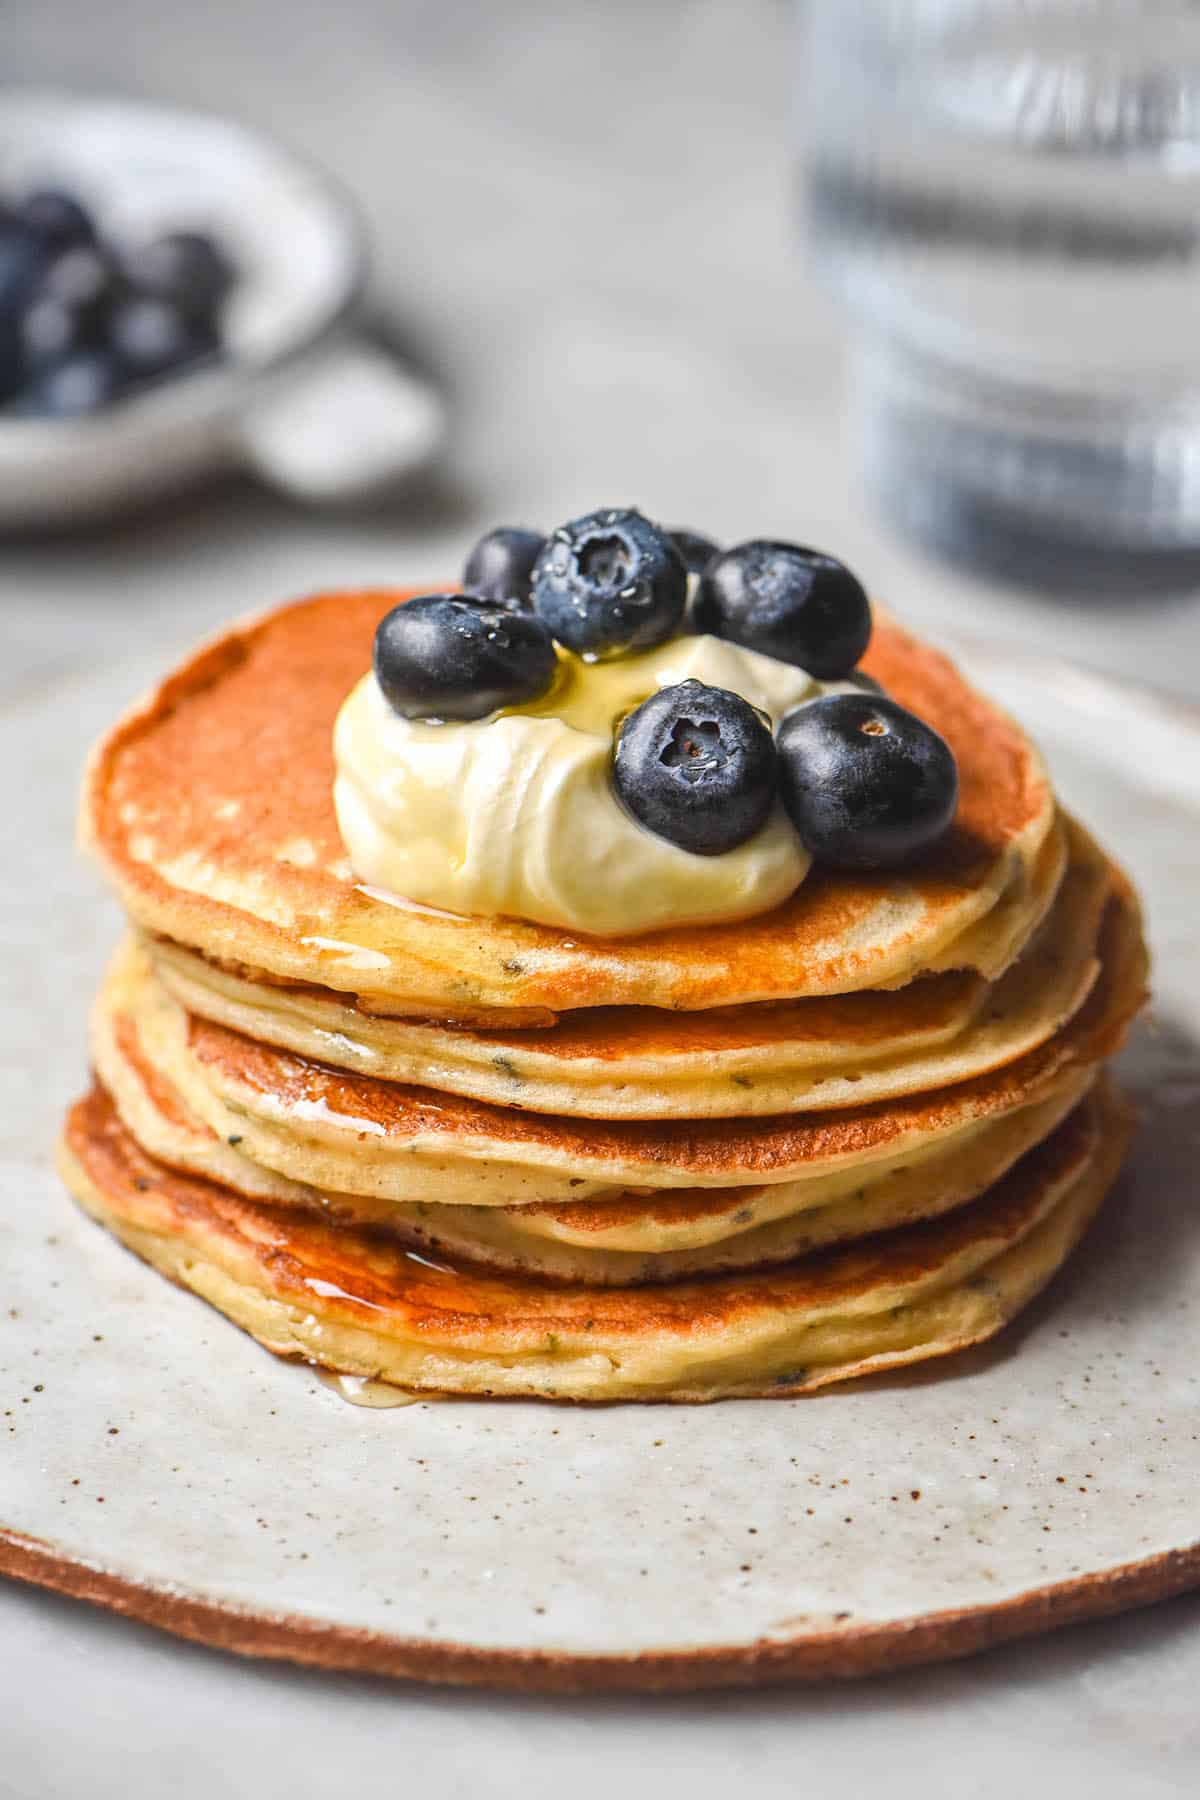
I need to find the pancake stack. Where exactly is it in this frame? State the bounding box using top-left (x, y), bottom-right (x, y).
top-left (61, 591), bottom-right (1148, 1401)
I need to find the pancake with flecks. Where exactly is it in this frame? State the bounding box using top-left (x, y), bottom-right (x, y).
top-left (84, 592), bottom-right (1058, 1022)
top-left (90, 951), bottom-right (1097, 1283)
top-left (104, 873), bottom-right (1145, 1213)
top-left (59, 1080), bottom-right (1133, 1402)
top-left (141, 816), bottom-right (1099, 1120)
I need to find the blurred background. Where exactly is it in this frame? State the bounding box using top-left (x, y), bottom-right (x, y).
top-left (3, 0), bottom-right (1200, 705)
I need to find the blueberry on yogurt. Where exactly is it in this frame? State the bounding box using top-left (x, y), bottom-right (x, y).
top-left (613, 679), bottom-right (777, 855)
top-left (373, 594), bottom-right (557, 721)
top-left (532, 507), bottom-right (687, 658)
top-left (694, 540), bottom-right (871, 678)
top-left (776, 693), bottom-right (958, 869)
top-left (463, 526), bottom-right (545, 606)
top-left (668, 527), bottom-right (721, 577)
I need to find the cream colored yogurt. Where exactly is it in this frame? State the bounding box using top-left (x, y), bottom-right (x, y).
top-left (333, 633), bottom-right (817, 936)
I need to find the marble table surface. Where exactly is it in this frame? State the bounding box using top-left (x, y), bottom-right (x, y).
top-left (1, 2), bottom-right (1198, 1794)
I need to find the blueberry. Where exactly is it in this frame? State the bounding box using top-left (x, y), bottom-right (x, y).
top-left (694, 540), bottom-right (871, 678)
top-left (824, 670), bottom-right (888, 700)
top-left (776, 693), bottom-right (958, 870)
top-left (9, 349), bottom-right (126, 418)
top-left (668, 528), bottom-right (720, 576)
top-left (612, 679), bottom-right (777, 856)
top-left (463, 526), bottom-right (545, 605)
top-left (374, 594), bottom-right (557, 721)
top-left (0, 228), bottom-right (47, 324)
top-left (123, 230), bottom-right (234, 320)
top-left (532, 508), bottom-right (687, 659)
top-left (40, 246), bottom-right (120, 324)
top-left (17, 189), bottom-right (96, 253)
top-left (18, 234), bottom-right (128, 372)
top-left (18, 292), bottom-right (104, 370)
top-left (0, 329), bottom-right (22, 403)
top-left (109, 296), bottom-right (218, 380)
top-left (841, 670), bottom-right (886, 695)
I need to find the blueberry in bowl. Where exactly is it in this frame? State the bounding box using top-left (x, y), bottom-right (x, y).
top-left (374, 594), bottom-right (558, 722)
top-left (121, 229), bottom-right (234, 321)
top-left (9, 349), bottom-right (126, 419)
top-left (19, 289), bottom-right (104, 373)
top-left (776, 692), bottom-right (958, 870)
top-left (0, 94), bottom-right (396, 527)
top-left (39, 242), bottom-right (119, 315)
top-left (694, 540), bottom-right (871, 679)
top-left (532, 508), bottom-right (687, 659)
top-left (0, 227), bottom-right (50, 336)
top-left (16, 188), bottom-right (97, 254)
top-left (108, 296), bottom-right (219, 382)
top-left (0, 197), bottom-right (234, 420)
top-left (613, 679), bottom-right (778, 855)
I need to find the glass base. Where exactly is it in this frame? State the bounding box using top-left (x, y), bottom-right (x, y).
top-left (856, 339), bottom-right (1200, 581)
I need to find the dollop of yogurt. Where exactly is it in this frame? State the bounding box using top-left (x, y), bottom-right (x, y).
top-left (333, 634), bottom-right (818, 936)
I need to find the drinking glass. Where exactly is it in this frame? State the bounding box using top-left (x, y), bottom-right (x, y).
top-left (802, 0), bottom-right (1200, 553)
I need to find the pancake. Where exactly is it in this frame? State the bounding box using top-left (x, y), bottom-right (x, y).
top-left (113, 880), bottom-right (1146, 1211)
top-left (92, 964), bottom-right (1096, 1281)
top-left (59, 1079), bottom-right (1133, 1401)
top-left (397, 1080), bottom-right (1096, 1282)
top-left (93, 983), bottom-right (318, 1211)
top-left (83, 591), bottom-right (1058, 1022)
top-left (144, 815), bottom-right (1096, 1120)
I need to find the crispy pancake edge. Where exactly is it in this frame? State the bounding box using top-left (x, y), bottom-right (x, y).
top-left (130, 882), bottom-right (1146, 1197)
top-left (93, 967), bottom-right (1099, 1282)
top-left (59, 1080), bottom-right (1132, 1400)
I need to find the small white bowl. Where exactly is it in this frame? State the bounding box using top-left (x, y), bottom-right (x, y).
top-left (0, 91), bottom-right (444, 527)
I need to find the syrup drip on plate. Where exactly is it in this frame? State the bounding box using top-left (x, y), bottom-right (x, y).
top-left (317, 1370), bottom-right (424, 1408)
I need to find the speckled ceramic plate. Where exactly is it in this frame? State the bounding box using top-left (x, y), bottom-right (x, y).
top-left (2, 643), bottom-right (1198, 1694)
